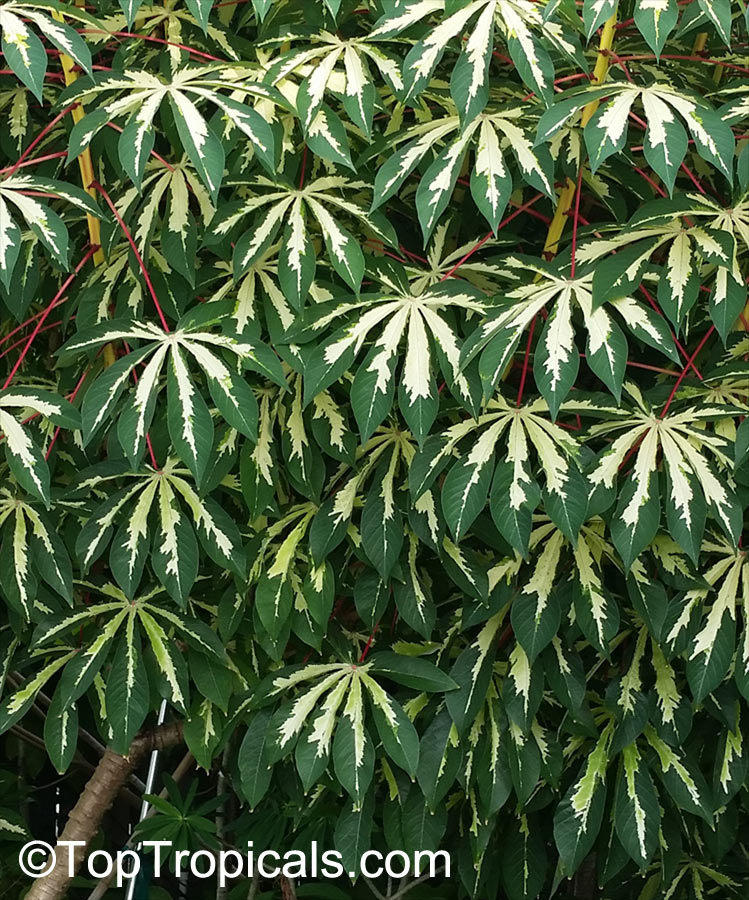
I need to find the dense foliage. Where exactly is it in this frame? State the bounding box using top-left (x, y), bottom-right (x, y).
top-left (1, 0), bottom-right (749, 897)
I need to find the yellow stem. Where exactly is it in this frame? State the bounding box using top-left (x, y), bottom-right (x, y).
top-left (52, 4), bottom-right (114, 365)
top-left (580, 13), bottom-right (618, 127)
top-left (692, 32), bottom-right (708, 53)
top-left (542, 11), bottom-right (618, 258)
top-left (692, 31), bottom-right (721, 83)
top-left (52, 22), bottom-right (103, 264)
top-left (542, 179), bottom-right (576, 257)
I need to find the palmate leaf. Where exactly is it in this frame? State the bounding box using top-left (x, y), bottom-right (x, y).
top-left (537, 82), bottom-right (735, 185)
top-left (402, 222), bottom-right (517, 296)
top-left (573, 384), bottom-right (742, 567)
top-left (247, 498), bottom-right (339, 648)
top-left (264, 30), bottom-right (403, 141)
top-left (292, 262), bottom-right (486, 442)
top-left (371, 106), bottom-right (554, 238)
top-left (206, 247), bottom-right (301, 340)
top-left (575, 197), bottom-right (743, 331)
top-left (58, 306), bottom-right (285, 484)
top-left (30, 582), bottom-right (228, 722)
top-left (97, 2), bottom-right (235, 58)
top-left (208, 175), bottom-right (396, 306)
top-left (303, 427), bottom-right (418, 596)
top-left (460, 256), bottom-right (679, 411)
top-left (262, 659), bottom-right (423, 785)
top-left (115, 161), bottom-right (215, 278)
top-left (410, 393), bottom-right (582, 544)
top-left (69, 458), bottom-right (245, 603)
top-left (371, 0), bottom-right (584, 110)
top-left (63, 67), bottom-right (285, 198)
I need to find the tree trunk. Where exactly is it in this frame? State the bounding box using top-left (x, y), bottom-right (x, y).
top-left (26, 721), bottom-right (183, 900)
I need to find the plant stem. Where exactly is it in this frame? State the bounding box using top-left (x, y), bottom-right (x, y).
top-left (26, 722), bottom-right (184, 900)
top-left (51, 6), bottom-right (104, 269)
top-left (544, 11), bottom-right (618, 259)
top-left (51, 2), bottom-right (116, 367)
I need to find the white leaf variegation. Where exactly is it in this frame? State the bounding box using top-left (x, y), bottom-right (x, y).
top-left (58, 310), bottom-right (285, 482)
top-left (372, 107), bottom-right (553, 238)
top-left (461, 256), bottom-right (678, 412)
top-left (299, 264), bottom-right (486, 441)
top-left (65, 66), bottom-right (285, 196)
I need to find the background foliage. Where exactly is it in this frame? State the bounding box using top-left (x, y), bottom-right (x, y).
top-left (1, 0), bottom-right (749, 897)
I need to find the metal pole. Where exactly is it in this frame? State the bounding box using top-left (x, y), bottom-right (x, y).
top-left (124, 699), bottom-right (168, 900)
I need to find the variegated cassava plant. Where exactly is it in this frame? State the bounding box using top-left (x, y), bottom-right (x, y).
top-left (1, 0), bottom-right (749, 897)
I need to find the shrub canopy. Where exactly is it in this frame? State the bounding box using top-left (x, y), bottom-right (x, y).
top-left (0, 0), bottom-right (749, 898)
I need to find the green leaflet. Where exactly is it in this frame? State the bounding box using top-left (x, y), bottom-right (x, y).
top-left (334, 792), bottom-right (374, 877)
top-left (238, 708), bottom-right (275, 808)
top-left (369, 651), bottom-right (458, 693)
top-left (360, 460), bottom-right (403, 578)
top-left (417, 707), bottom-right (462, 807)
top-left (44, 684), bottom-right (79, 774)
top-left (500, 813), bottom-right (547, 900)
top-left (645, 725), bottom-right (712, 820)
top-left (106, 619), bottom-right (149, 753)
top-left (634, 0), bottom-right (678, 57)
top-left (614, 743), bottom-right (660, 868)
top-left (184, 0), bottom-right (214, 31)
top-left (333, 681), bottom-right (374, 803)
top-left (0, 651), bottom-right (76, 735)
top-left (554, 722), bottom-right (613, 875)
top-left (446, 612), bottom-right (503, 732)
top-left (511, 530), bottom-right (564, 661)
